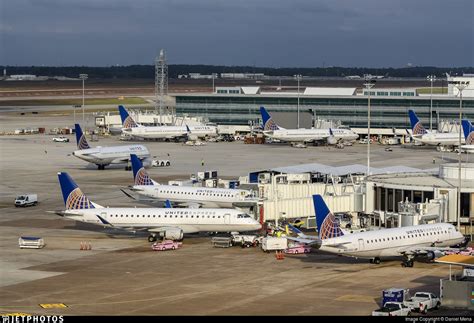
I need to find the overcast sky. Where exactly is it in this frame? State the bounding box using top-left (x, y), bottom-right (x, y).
top-left (1, 0), bottom-right (473, 67)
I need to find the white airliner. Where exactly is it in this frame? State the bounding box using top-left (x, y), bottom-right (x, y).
top-left (259, 106), bottom-right (358, 145)
top-left (119, 106), bottom-right (217, 140)
top-left (288, 194), bottom-right (464, 267)
top-left (461, 119), bottom-right (474, 153)
top-left (72, 124), bottom-right (151, 170)
top-left (123, 154), bottom-right (258, 208)
top-left (57, 172), bottom-right (261, 242)
top-left (408, 110), bottom-right (464, 146)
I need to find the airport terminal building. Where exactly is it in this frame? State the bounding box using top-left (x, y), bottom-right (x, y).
top-left (174, 88), bottom-right (474, 129)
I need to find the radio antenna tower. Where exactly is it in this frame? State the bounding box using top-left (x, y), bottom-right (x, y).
top-left (155, 49), bottom-right (168, 125)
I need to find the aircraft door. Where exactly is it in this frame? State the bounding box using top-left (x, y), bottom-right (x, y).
top-left (358, 238), bottom-right (365, 251)
top-left (224, 213), bottom-right (230, 224)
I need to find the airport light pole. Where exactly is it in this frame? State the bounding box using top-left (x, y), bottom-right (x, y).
top-left (212, 73), bottom-right (215, 93)
top-left (449, 80), bottom-right (469, 231)
top-left (427, 75), bottom-right (436, 131)
top-left (295, 74), bottom-right (302, 128)
top-left (364, 75), bottom-right (376, 176)
top-left (79, 74), bottom-right (88, 123)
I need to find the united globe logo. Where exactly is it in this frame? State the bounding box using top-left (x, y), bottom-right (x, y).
top-left (264, 119), bottom-right (279, 131)
top-left (467, 132), bottom-right (474, 145)
top-left (319, 212), bottom-right (344, 240)
top-left (123, 116), bottom-right (138, 129)
top-left (413, 122), bottom-right (427, 135)
top-left (66, 188), bottom-right (94, 209)
top-left (135, 168), bottom-right (153, 186)
top-left (78, 135), bottom-right (90, 150)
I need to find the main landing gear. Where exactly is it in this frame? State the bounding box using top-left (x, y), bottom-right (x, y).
top-left (369, 257), bottom-right (381, 264)
top-left (401, 257), bottom-right (414, 267)
top-left (148, 234), bottom-right (157, 242)
top-left (97, 165), bottom-right (105, 170)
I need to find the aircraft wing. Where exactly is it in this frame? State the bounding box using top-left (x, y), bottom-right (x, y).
top-left (286, 236), bottom-right (321, 246)
top-left (120, 189), bottom-right (158, 203)
top-left (397, 245), bottom-right (461, 256)
top-left (148, 225), bottom-right (200, 234)
top-left (176, 202), bottom-right (202, 209)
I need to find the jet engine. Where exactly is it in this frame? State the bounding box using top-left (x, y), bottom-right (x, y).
top-left (327, 135), bottom-right (338, 145)
top-left (160, 228), bottom-right (184, 241)
top-left (426, 250), bottom-right (444, 260)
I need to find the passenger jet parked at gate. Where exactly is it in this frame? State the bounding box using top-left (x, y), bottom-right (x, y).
top-left (56, 172), bottom-right (261, 242)
top-left (72, 124), bottom-right (150, 170)
top-left (259, 106), bottom-right (358, 145)
top-left (461, 119), bottom-right (474, 153)
top-left (122, 154), bottom-right (257, 208)
top-left (287, 194), bottom-right (464, 267)
top-left (408, 110), bottom-right (463, 146)
top-left (119, 106), bottom-right (217, 140)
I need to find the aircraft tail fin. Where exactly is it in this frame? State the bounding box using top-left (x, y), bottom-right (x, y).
top-left (462, 119), bottom-right (473, 144)
top-left (131, 154), bottom-right (154, 186)
top-left (74, 124), bottom-right (91, 150)
top-left (408, 110), bottom-right (428, 135)
top-left (57, 172), bottom-right (102, 209)
top-left (260, 106), bottom-right (282, 130)
top-left (119, 105), bottom-right (139, 128)
top-left (312, 194), bottom-right (344, 240)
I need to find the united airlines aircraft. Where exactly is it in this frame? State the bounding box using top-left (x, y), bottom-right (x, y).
top-left (124, 154), bottom-right (258, 208)
top-left (72, 124), bottom-right (150, 170)
top-left (288, 194), bottom-right (464, 267)
top-left (259, 106), bottom-right (358, 145)
top-left (408, 110), bottom-right (463, 146)
top-left (119, 106), bottom-right (217, 140)
top-left (57, 172), bottom-right (261, 242)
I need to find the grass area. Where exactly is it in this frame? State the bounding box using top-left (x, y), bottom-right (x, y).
top-left (416, 87), bottom-right (447, 94)
top-left (0, 97), bottom-right (148, 106)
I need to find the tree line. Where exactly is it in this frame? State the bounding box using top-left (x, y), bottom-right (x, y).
top-left (1, 65), bottom-right (473, 79)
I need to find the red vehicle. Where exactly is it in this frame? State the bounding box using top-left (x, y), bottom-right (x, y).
top-left (151, 240), bottom-right (182, 251)
top-left (284, 245), bottom-right (311, 254)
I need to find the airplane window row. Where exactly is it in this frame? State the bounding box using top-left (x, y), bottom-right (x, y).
top-left (110, 214), bottom-right (221, 219)
top-left (365, 231), bottom-right (448, 244)
top-left (160, 190), bottom-right (234, 198)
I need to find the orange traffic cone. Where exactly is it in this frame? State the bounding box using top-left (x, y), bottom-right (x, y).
top-left (80, 241), bottom-right (84, 250)
top-left (88, 242), bottom-right (92, 250)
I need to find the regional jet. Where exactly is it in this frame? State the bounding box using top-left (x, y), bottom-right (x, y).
top-left (123, 154), bottom-right (257, 208)
top-left (408, 110), bottom-right (464, 147)
top-left (119, 106), bottom-right (217, 140)
top-left (57, 172), bottom-right (261, 242)
top-left (287, 194), bottom-right (464, 267)
top-left (72, 124), bottom-right (150, 170)
top-left (461, 119), bottom-right (474, 153)
top-left (259, 106), bottom-right (358, 146)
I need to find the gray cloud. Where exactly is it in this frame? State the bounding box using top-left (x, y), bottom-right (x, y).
top-left (1, 0), bottom-right (472, 67)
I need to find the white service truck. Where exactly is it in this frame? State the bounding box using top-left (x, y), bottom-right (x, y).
top-left (404, 292), bottom-right (440, 313)
top-left (15, 194), bottom-right (38, 207)
top-left (372, 302), bottom-right (412, 316)
top-left (261, 237), bottom-right (288, 252)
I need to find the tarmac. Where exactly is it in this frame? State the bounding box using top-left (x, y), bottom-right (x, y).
top-left (0, 110), bottom-right (470, 315)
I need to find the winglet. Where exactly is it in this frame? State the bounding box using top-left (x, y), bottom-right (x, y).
top-left (96, 214), bottom-right (112, 226)
top-left (165, 200), bottom-right (172, 208)
top-left (186, 125), bottom-right (191, 133)
top-left (74, 124), bottom-right (91, 150)
top-left (312, 194), bottom-right (344, 240)
top-left (329, 128), bottom-right (334, 136)
top-left (287, 223), bottom-right (302, 234)
top-left (131, 154), bottom-right (154, 186)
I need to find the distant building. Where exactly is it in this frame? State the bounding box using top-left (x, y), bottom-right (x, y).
top-left (447, 74), bottom-right (474, 98)
top-left (8, 75), bottom-right (38, 80)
